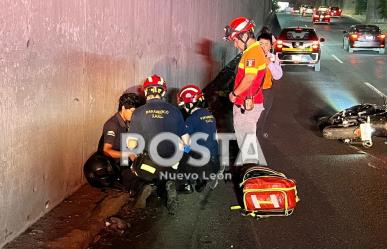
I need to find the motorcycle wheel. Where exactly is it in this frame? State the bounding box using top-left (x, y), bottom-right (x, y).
top-left (317, 116), bottom-right (330, 129)
top-left (322, 126), bottom-right (360, 140)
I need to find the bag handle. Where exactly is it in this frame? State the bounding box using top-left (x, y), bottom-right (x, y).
top-left (243, 167), bottom-right (286, 180)
top-left (240, 167), bottom-right (287, 187)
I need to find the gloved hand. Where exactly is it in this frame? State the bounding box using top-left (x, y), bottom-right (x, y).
top-left (183, 145), bottom-right (192, 154)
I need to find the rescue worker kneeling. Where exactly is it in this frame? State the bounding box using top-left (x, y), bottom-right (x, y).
top-left (83, 93), bottom-right (153, 209)
top-left (127, 75), bottom-right (189, 215)
top-left (177, 84), bottom-right (221, 193)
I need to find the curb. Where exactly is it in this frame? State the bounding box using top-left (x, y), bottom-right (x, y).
top-left (44, 191), bottom-right (130, 249)
top-left (4, 185), bottom-right (131, 249)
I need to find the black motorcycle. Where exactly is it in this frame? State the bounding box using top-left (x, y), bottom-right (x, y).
top-left (318, 103), bottom-right (387, 148)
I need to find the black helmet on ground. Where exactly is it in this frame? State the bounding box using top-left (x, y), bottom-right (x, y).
top-left (83, 153), bottom-right (119, 188)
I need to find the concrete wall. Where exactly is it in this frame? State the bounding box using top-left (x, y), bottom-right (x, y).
top-left (342, 0), bottom-right (386, 22)
top-left (343, 0), bottom-right (357, 15)
top-left (0, 0), bottom-right (271, 247)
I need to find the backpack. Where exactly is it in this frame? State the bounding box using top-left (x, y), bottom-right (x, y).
top-left (232, 166), bottom-right (300, 219)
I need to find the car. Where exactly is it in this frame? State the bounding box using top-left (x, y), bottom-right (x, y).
top-left (302, 5), bottom-right (315, 16)
top-left (330, 6), bottom-right (342, 17)
top-left (274, 27), bottom-right (325, 71)
top-left (299, 5), bottom-right (306, 14)
top-left (313, 11), bottom-right (331, 24)
top-left (343, 24), bottom-right (385, 54)
top-left (292, 8), bottom-right (300, 15)
top-left (317, 6), bottom-right (330, 12)
top-left (301, 5), bottom-right (314, 16)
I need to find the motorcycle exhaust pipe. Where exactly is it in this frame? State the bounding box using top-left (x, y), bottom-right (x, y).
top-left (322, 126), bottom-right (360, 140)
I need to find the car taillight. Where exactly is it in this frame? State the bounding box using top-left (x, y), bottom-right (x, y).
top-left (276, 40), bottom-right (283, 49)
top-left (350, 34), bottom-right (358, 40)
top-left (312, 41), bottom-right (319, 50)
top-left (275, 40), bottom-right (283, 52)
top-left (379, 34), bottom-right (386, 39)
top-left (314, 14), bottom-right (319, 18)
top-left (326, 15), bottom-right (331, 18)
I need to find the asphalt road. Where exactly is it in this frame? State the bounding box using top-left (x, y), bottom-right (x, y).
top-left (89, 14), bottom-right (387, 249)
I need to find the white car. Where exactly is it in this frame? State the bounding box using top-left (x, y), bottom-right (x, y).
top-left (299, 5), bottom-right (306, 14)
top-left (318, 6), bottom-right (330, 12)
top-left (292, 8), bottom-right (300, 15)
top-left (274, 27), bottom-right (325, 72)
top-left (302, 5), bottom-right (315, 16)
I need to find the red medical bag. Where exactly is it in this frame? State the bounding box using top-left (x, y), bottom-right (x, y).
top-left (239, 166), bottom-right (299, 218)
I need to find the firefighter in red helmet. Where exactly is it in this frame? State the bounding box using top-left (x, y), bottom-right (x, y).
top-left (177, 84), bottom-right (221, 191)
top-left (127, 74), bottom-right (189, 214)
top-left (224, 17), bottom-right (267, 165)
top-left (142, 74), bottom-right (167, 97)
top-left (224, 16), bottom-right (256, 50)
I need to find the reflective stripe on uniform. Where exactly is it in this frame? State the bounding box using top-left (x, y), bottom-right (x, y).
top-left (245, 67), bottom-right (259, 74)
top-left (240, 63), bottom-right (266, 70)
top-left (245, 64), bottom-right (266, 74)
top-left (256, 64), bottom-right (266, 70)
top-left (140, 164), bottom-right (156, 174)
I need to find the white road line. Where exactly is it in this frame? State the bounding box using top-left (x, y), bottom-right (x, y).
top-left (364, 82), bottom-right (387, 98)
top-left (350, 145), bottom-right (386, 170)
top-left (331, 54), bottom-right (344, 63)
top-left (367, 162), bottom-right (379, 169)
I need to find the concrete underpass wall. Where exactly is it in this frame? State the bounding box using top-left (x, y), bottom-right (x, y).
top-left (342, 0), bottom-right (357, 15)
top-left (0, 0), bottom-right (271, 247)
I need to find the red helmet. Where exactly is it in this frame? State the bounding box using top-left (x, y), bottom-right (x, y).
top-left (177, 85), bottom-right (204, 106)
top-left (224, 17), bottom-right (255, 41)
top-left (143, 74), bottom-right (167, 92)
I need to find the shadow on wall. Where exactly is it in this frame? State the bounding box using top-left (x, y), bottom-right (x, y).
top-left (195, 38), bottom-right (224, 85)
top-left (152, 57), bottom-right (178, 86)
top-left (150, 56), bottom-right (178, 105)
top-left (124, 85), bottom-right (143, 95)
top-left (149, 38), bottom-right (229, 111)
top-left (151, 37), bottom-right (227, 89)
